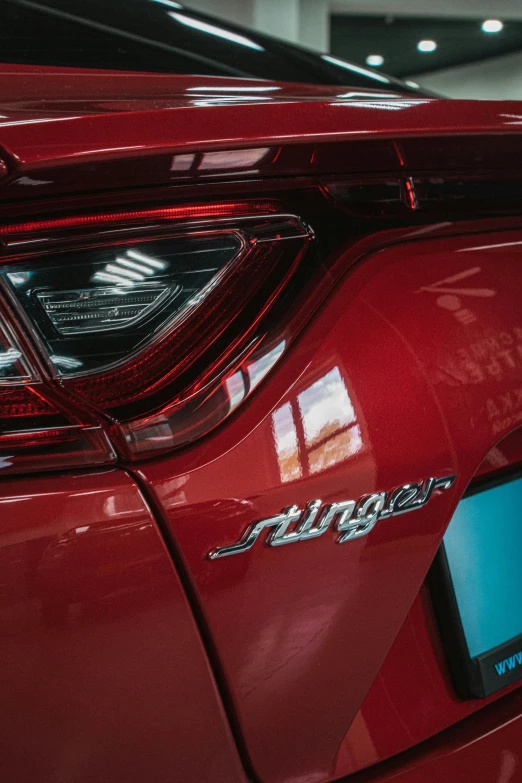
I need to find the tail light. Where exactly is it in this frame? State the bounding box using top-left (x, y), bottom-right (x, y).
top-left (0, 299), bottom-right (115, 474)
top-left (2, 144), bottom-right (520, 477)
top-left (0, 201), bottom-right (313, 472)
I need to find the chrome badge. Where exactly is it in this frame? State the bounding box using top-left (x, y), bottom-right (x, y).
top-left (209, 475), bottom-right (456, 559)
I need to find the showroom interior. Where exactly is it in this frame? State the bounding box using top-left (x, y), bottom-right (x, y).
top-left (187, 0), bottom-right (522, 98)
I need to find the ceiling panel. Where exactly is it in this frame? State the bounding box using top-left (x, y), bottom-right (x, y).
top-left (330, 15), bottom-right (522, 77)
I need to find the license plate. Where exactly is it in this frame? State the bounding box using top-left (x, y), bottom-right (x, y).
top-left (434, 474), bottom-right (522, 698)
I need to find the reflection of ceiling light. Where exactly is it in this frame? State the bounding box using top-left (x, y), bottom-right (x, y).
top-left (0, 348), bottom-right (22, 369)
top-left (51, 355), bottom-right (84, 370)
top-left (168, 11), bottom-right (264, 50)
top-left (127, 250), bottom-right (165, 275)
top-left (92, 249), bottom-right (166, 287)
top-left (332, 100), bottom-right (430, 110)
top-left (405, 80), bottom-right (420, 89)
top-left (366, 54), bottom-right (384, 67)
top-left (150, 0), bottom-right (182, 9)
top-left (417, 40), bottom-right (437, 52)
top-left (170, 153), bottom-right (196, 172)
top-left (191, 97), bottom-right (270, 107)
top-left (322, 54), bottom-right (391, 84)
top-left (482, 19), bottom-right (503, 33)
top-left (186, 85), bottom-right (278, 92)
top-left (200, 148), bottom-right (270, 170)
top-left (338, 91), bottom-right (402, 99)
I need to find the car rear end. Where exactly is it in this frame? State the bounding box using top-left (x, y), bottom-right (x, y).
top-left (1, 69), bottom-right (522, 782)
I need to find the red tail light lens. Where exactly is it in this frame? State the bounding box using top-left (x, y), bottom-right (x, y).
top-left (0, 305), bottom-right (115, 473)
top-left (0, 201), bottom-right (278, 236)
top-left (0, 201), bottom-right (313, 468)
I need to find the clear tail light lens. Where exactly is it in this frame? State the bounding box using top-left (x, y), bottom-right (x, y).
top-left (0, 319), bottom-right (33, 383)
top-left (0, 201), bottom-right (313, 469)
top-left (6, 233), bottom-right (243, 375)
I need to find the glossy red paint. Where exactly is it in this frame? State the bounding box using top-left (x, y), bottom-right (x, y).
top-left (0, 468), bottom-right (245, 783)
top-left (336, 586), bottom-right (522, 776)
top-left (1, 65), bottom-right (522, 173)
top-left (137, 225), bottom-right (522, 782)
top-left (348, 688), bottom-right (522, 782)
top-left (2, 61), bottom-right (522, 783)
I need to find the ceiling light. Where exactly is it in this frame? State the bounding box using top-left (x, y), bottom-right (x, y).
top-left (482, 19), bottom-right (503, 33)
top-left (417, 40), bottom-right (437, 52)
top-left (366, 54), bottom-right (384, 67)
top-left (405, 80), bottom-right (420, 89)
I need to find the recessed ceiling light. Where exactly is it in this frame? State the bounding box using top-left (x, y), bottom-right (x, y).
top-left (366, 54), bottom-right (384, 67)
top-left (417, 40), bottom-right (437, 52)
top-left (482, 19), bottom-right (503, 33)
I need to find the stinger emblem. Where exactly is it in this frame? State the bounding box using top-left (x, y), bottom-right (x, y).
top-left (209, 475), bottom-right (456, 559)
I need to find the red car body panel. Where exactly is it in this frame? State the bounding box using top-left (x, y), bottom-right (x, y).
top-left (338, 587), bottom-right (522, 776)
top-left (0, 468), bottom-right (245, 783)
top-left (0, 66), bottom-right (521, 173)
top-left (1, 65), bottom-right (522, 782)
top-left (137, 226), bottom-right (522, 782)
top-left (350, 689), bottom-right (522, 781)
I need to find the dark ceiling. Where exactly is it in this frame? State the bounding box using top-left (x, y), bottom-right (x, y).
top-left (330, 15), bottom-right (522, 77)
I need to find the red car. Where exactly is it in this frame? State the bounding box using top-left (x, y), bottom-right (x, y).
top-left (1, 2), bottom-right (522, 781)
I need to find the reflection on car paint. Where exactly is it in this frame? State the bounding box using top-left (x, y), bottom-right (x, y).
top-left (272, 366), bottom-right (363, 483)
